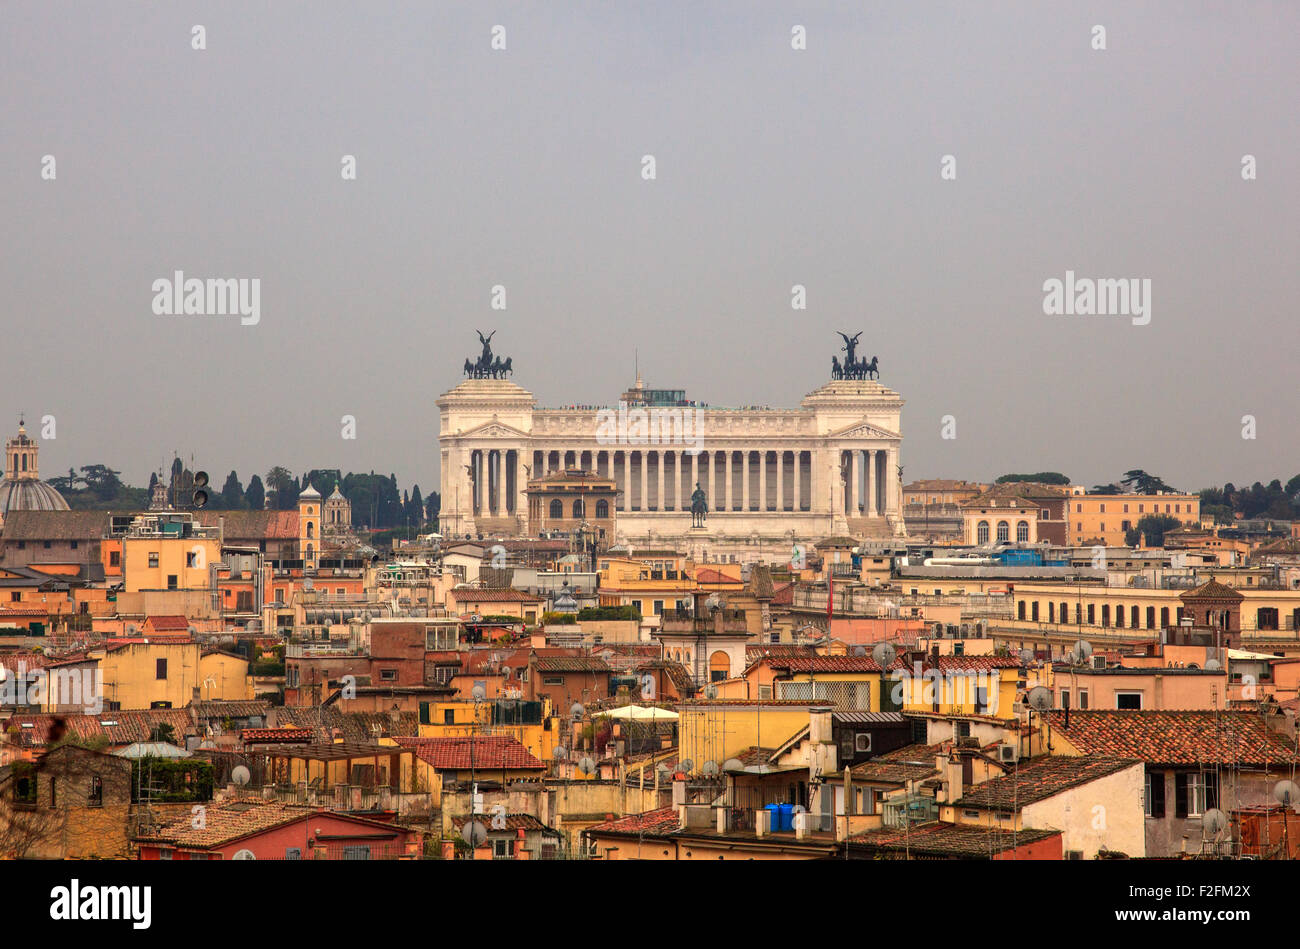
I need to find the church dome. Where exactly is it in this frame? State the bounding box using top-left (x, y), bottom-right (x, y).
top-left (0, 478), bottom-right (70, 514)
top-left (1, 419), bottom-right (70, 517)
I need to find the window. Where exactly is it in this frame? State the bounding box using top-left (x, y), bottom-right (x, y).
top-left (996, 521), bottom-right (1009, 543)
top-left (1016, 521), bottom-right (1029, 542)
top-left (341, 845), bottom-right (371, 860)
top-left (88, 776), bottom-right (103, 807)
top-left (167, 575), bottom-right (178, 590)
top-left (572, 499), bottom-right (584, 518)
top-left (109, 551), bottom-right (120, 567)
top-left (595, 499), bottom-right (609, 518)
top-left (492, 839), bottom-right (511, 859)
top-left (156, 658), bottom-right (168, 679)
top-left (380, 669), bottom-right (397, 681)
top-left (1145, 772), bottom-right (1165, 817)
top-left (1078, 690), bottom-right (1088, 708)
top-left (443, 709), bottom-right (455, 725)
top-left (186, 551), bottom-right (198, 567)
top-left (148, 553), bottom-right (159, 568)
top-left (977, 521), bottom-right (989, 544)
top-left (549, 499), bottom-right (563, 519)
top-left (543, 676), bottom-right (564, 686)
top-left (1116, 692), bottom-right (1142, 710)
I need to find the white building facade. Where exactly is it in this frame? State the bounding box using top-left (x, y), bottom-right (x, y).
top-left (437, 376), bottom-right (906, 551)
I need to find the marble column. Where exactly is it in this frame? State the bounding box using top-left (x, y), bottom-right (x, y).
top-left (850, 450), bottom-right (861, 516)
top-left (725, 451), bottom-right (733, 512)
top-left (866, 449), bottom-right (877, 517)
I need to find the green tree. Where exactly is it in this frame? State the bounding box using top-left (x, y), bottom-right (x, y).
top-left (220, 471), bottom-right (245, 509)
top-left (265, 466), bottom-right (295, 509)
top-left (244, 474), bottom-right (265, 510)
top-left (1120, 469), bottom-right (1176, 494)
top-left (995, 472), bottom-right (1071, 485)
top-left (1125, 513), bottom-right (1182, 547)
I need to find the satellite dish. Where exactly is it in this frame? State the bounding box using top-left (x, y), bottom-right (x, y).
top-left (471, 684), bottom-right (486, 702)
top-left (701, 761), bottom-right (719, 777)
top-left (577, 756), bottom-right (596, 776)
top-left (192, 489), bottom-right (209, 508)
top-left (1274, 780), bottom-right (1300, 810)
top-left (1071, 640), bottom-right (1093, 664)
top-left (552, 746), bottom-right (568, 761)
top-left (852, 645), bottom-right (867, 657)
top-left (232, 849), bottom-right (256, 860)
top-left (1204, 658), bottom-right (1223, 671)
top-left (126, 624), bottom-right (138, 635)
top-left (704, 684), bottom-right (718, 700)
top-left (231, 765), bottom-right (251, 786)
top-left (460, 821), bottom-right (487, 848)
top-left (570, 702), bottom-right (585, 721)
top-left (193, 471), bottom-right (209, 488)
top-left (679, 758), bottom-right (694, 773)
top-left (1201, 808), bottom-right (1228, 839)
top-left (871, 642), bottom-right (897, 668)
top-left (500, 666), bottom-right (511, 679)
top-left (1026, 686), bottom-right (1053, 711)
top-left (655, 763), bottom-right (670, 778)
top-left (722, 758), bottom-right (745, 772)
top-left (1018, 648), bottom-right (1035, 665)
top-left (303, 578), bottom-right (314, 591)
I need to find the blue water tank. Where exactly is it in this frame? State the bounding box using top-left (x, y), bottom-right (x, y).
top-left (777, 803), bottom-right (794, 831)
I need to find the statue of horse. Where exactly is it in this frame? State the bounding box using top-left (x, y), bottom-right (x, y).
top-left (500, 356), bottom-right (512, 376)
top-left (489, 356), bottom-right (503, 378)
top-left (863, 356), bottom-right (878, 380)
top-left (464, 358), bottom-right (474, 376)
top-left (831, 356), bottom-right (842, 379)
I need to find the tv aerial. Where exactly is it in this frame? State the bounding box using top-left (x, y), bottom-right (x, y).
top-left (1274, 780), bottom-right (1300, 811)
top-left (460, 821), bottom-right (487, 848)
top-left (1026, 686), bottom-right (1053, 712)
top-left (1201, 808), bottom-right (1228, 841)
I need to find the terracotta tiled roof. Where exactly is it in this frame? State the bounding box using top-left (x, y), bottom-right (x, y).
top-left (1049, 710), bottom-right (1300, 766)
top-left (956, 756), bottom-right (1138, 812)
top-left (452, 589), bottom-right (545, 603)
top-left (139, 800), bottom-right (401, 849)
top-left (534, 656), bottom-right (610, 673)
top-left (730, 746), bottom-right (778, 767)
top-left (770, 582), bottom-right (795, 607)
top-left (189, 699), bottom-right (270, 719)
top-left (588, 806), bottom-right (680, 836)
top-left (693, 567), bottom-right (742, 584)
top-left (0, 510), bottom-right (110, 541)
top-left (5, 709), bottom-right (195, 748)
top-left (395, 736), bottom-right (545, 770)
top-left (196, 510), bottom-right (299, 539)
top-left (746, 644), bottom-right (815, 661)
top-left (1180, 578), bottom-right (1244, 602)
top-left (242, 727), bottom-right (313, 743)
top-left (847, 821), bottom-right (1060, 857)
top-left (850, 758), bottom-right (939, 784)
top-left (143, 615), bottom-right (190, 632)
top-left (763, 656), bottom-right (884, 673)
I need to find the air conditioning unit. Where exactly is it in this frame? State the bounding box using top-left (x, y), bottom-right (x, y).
top-left (998, 743), bottom-right (1019, 763)
top-left (1092, 655), bottom-right (1106, 670)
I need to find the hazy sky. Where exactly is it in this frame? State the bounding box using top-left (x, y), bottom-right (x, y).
top-left (4, 1), bottom-right (1297, 497)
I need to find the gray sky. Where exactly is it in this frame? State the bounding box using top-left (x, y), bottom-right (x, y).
top-left (4, 1), bottom-right (1297, 497)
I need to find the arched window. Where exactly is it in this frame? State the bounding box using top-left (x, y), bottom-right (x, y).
top-left (595, 499), bottom-right (609, 518)
top-left (549, 499), bottom-right (563, 519)
top-left (1016, 521), bottom-right (1029, 542)
top-left (709, 650), bottom-right (730, 682)
top-left (572, 499), bottom-right (585, 518)
top-left (977, 521), bottom-right (990, 544)
top-left (996, 521), bottom-right (1009, 543)
top-left (21, 454), bottom-right (27, 472)
top-left (306, 522), bottom-right (314, 539)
